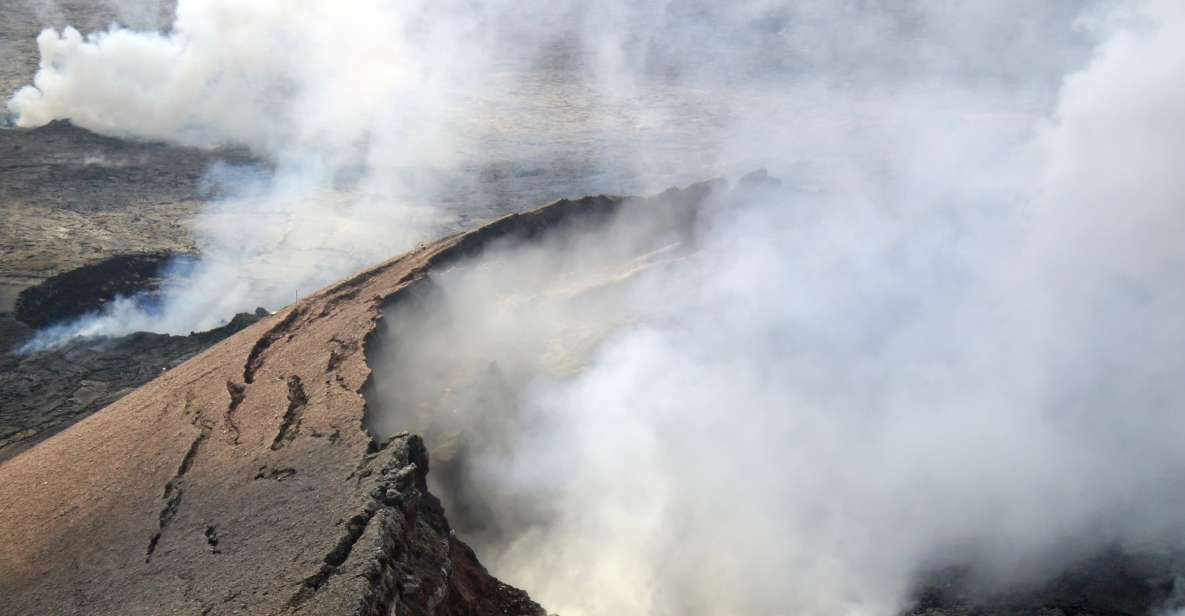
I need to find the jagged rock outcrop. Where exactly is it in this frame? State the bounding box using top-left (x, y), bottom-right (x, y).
top-left (287, 432), bottom-right (545, 616)
top-left (0, 181), bottom-right (724, 615)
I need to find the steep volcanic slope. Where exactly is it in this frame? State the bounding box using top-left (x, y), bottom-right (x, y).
top-left (0, 183), bottom-right (715, 616)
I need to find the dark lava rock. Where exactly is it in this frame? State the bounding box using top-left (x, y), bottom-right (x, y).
top-left (14, 251), bottom-right (190, 329)
top-left (908, 549), bottom-right (1185, 616)
top-left (0, 310), bottom-right (264, 463)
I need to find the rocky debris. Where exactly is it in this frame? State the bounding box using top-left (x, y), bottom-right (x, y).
top-left (0, 309), bottom-right (265, 464)
top-left (0, 120), bottom-right (257, 216)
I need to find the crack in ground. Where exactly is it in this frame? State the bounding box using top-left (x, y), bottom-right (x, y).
top-left (145, 422), bottom-right (208, 562)
top-left (224, 381), bottom-right (246, 444)
top-left (270, 376), bottom-right (308, 450)
top-left (243, 308), bottom-right (303, 384)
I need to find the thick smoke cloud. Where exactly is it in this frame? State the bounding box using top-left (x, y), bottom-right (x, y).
top-left (12, 0), bottom-right (1185, 615)
top-left (359, 1), bottom-right (1185, 615)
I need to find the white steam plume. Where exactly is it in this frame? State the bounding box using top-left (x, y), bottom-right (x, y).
top-left (11, 0), bottom-right (785, 345)
top-left (362, 1), bottom-right (1185, 615)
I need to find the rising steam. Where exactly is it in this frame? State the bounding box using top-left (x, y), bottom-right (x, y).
top-left (11, 0), bottom-right (1185, 614)
top-left (363, 2), bottom-right (1185, 615)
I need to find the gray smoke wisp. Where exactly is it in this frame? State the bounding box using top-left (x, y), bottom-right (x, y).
top-left (11, 1), bottom-right (1185, 614)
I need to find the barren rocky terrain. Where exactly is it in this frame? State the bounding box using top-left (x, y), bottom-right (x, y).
top-left (0, 308), bottom-right (265, 463)
top-left (0, 24), bottom-right (263, 463)
top-left (0, 121), bottom-right (261, 459)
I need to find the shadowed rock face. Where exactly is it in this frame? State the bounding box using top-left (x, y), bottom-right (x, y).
top-left (286, 432), bottom-right (547, 616)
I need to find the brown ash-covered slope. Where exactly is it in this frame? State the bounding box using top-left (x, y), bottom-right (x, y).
top-left (0, 179), bottom-right (708, 615)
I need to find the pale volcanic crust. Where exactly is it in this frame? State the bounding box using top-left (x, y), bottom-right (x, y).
top-left (0, 184), bottom-right (716, 615)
